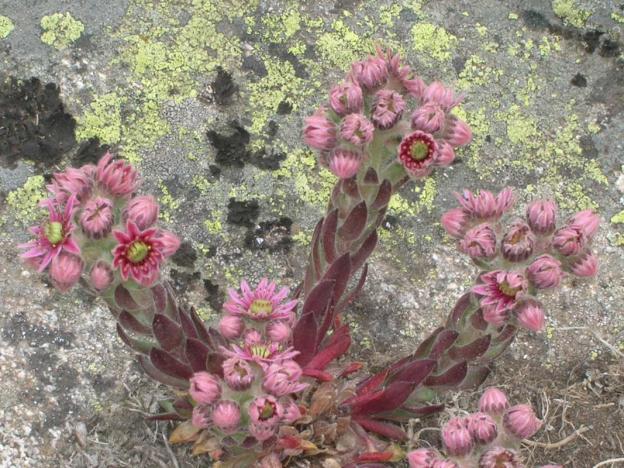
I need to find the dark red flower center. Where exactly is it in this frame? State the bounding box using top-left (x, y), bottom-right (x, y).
top-left (127, 240), bottom-right (151, 263)
top-left (399, 132), bottom-right (436, 171)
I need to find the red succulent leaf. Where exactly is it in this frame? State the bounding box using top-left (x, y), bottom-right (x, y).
top-left (177, 307), bottom-right (199, 339)
top-left (137, 354), bottom-right (189, 389)
top-left (189, 306), bottom-right (212, 344)
top-left (446, 292), bottom-right (474, 328)
top-left (149, 348), bottom-right (193, 380)
top-left (459, 365), bottom-right (491, 389)
top-left (334, 264), bottom-right (368, 317)
top-left (185, 338), bottom-right (210, 372)
top-left (115, 284), bottom-right (139, 310)
top-left (413, 327), bottom-right (443, 358)
top-left (302, 368), bottom-right (334, 381)
top-left (353, 417), bottom-right (407, 441)
top-left (153, 314), bottom-right (183, 350)
top-left (355, 368), bottom-right (389, 396)
top-left (338, 201), bottom-right (368, 242)
top-left (305, 324), bottom-right (351, 371)
top-left (424, 361), bottom-right (468, 388)
top-left (428, 330), bottom-right (459, 359)
top-left (371, 179), bottom-right (392, 210)
top-left (363, 167), bottom-right (379, 184)
top-left (448, 335), bottom-right (491, 361)
top-left (340, 361), bottom-right (364, 378)
top-left (116, 323), bottom-right (153, 354)
top-left (118, 310), bottom-right (151, 335)
top-left (152, 283), bottom-right (168, 313)
top-left (322, 209), bottom-right (339, 264)
top-left (311, 218), bottom-right (324, 280)
top-left (342, 177), bottom-right (360, 199)
top-left (352, 231), bottom-right (378, 272)
top-left (146, 412), bottom-right (186, 421)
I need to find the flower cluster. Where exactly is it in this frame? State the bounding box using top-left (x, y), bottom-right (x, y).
top-left (19, 153), bottom-right (180, 291)
top-left (304, 48), bottom-right (471, 180)
top-left (187, 280), bottom-right (308, 462)
top-left (441, 189), bottom-right (599, 331)
top-left (408, 387), bottom-right (560, 468)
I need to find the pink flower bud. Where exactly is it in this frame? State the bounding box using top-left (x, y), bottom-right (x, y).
top-left (479, 387), bottom-right (509, 414)
top-left (432, 460), bottom-right (459, 468)
top-left (526, 200), bottom-right (557, 234)
top-left (403, 76), bottom-right (426, 98)
top-left (552, 225), bottom-right (585, 256)
top-left (80, 197), bottom-right (114, 239)
top-left (250, 422), bottom-right (277, 442)
top-left (328, 150), bottom-right (362, 179)
top-left (96, 152), bottom-right (140, 197)
top-left (249, 395), bottom-right (283, 426)
top-left (515, 300), bottom-right (545, 332)
top-left (567, 210), bottom-right (600, 238)
top-left (460, 224), bottom-right (497, 259)
top-left (455, 189), bottom-right (498, 219)
top-left (222, 357), bottom-right (255, 391)
top-left (371, 89), bottom-right (405, 129)
top-left (446, 117), bottom-right (472, 147)
top-left (90, 261), bottom-right (114, 291)
top-left (569, 251), bottom-right (598, 277)
top-left (48, 165), bottom-right (94, 203)
top-left (411, 102), bottom-right (445, 133)
top-left (351, 56), bottom-right (388, 89)
top-left (495, 188), bottom-right (515, 217)
top-left (49, 253), bottom-right (83, 292)
top-left (441, 208), bottom-right (469, 238)
top-left (501, 221), bottom-right (535, 262)
top-left (526, 255), bottom-right (563, 289)
top-left (479, 447), bottom-right (523, 468)
top-left (191, 406), bottom-right (210, 429)
top-left (340, 113), bottom-right (374, 146)
top-left (303, 108), bottom-right (337, 151)
top-left (189, 372), bottom-right (221, 405)
top-left (212, 400), bottom-right (241, 433)
top-left (423, 81), bottom-right (461, 110)
top-left (125, 195), bottom-right (160, 230)
top-left (263, 360), bottom-right (307, 396)
top-left (482, 305), bottom-right (510, 327)
top-left (503, 404), bottom-right (542, 439)
top-left (280, 397), bottom-right (302, 424)
top-left (407, 448), bottom-right (441, 468)
top-left (219, 315), bottom-right (244, 339)
top-left (467, 412), bottom-right (498, 444)
top-left (441, 417), bottom-right (473, 456)
top-left (266, 321), bottom-right (291, 343)
top-left (433, 141), bottom-right (455, 167)
top-left (329, 80), bottom-right (363, 115)
top-left (157, 230), bottom-right (181, 258)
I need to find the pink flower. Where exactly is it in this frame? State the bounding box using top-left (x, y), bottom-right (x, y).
top-left (445, 117), bottom-right (472, 147)
top-left (567, 210), bottom-right (600, 238)
top-left (90, 261), bottom-right (114, 291)
top-left (222, 357), bottom-right (255, 391)
top-left (250, 422), bottom-right (277, 442)
top-left (515, 300), bottom-right (545, 332)
top-left (552, 225), bottom-right (585, 256)
top-left (328, 150), bottom-right (362, 179)
top-left (569, 251), bottom-right (598, 277)
top-left (441, 208), bottom-right (469, 238)
top-left (482, 306), bottom-right (510, 327)
top-left (96, 152), bottom-right (139, 197)
top-left (125, 195), bottom-right (160, 230)
top-left (303, 108), bottom-right (337, 151)
top-left (479, 447), bottom-right (523, 468)
top-left (49, 253), bottom-right (83, 292)
top-left (371, 89), bottom-right (405, 129)
top-left (455, 188), bottom-right (514, 220)
top-left (459, 224), bottom-right (497, 259)
top-left (219, 315), bottom-right (244, 339)
top-left (19, 195), bottom-right (80, 272)
top-left (526, 200), bottom-right (557, 234)
top-left (263, 360), bottom-right (308, 396)
top-left (467, 412), bottom-right (498, 444)
top-left (189, 371), bottom-right (221, 405)
top-left (407, 448), bottom-right (441, 468)
top-left (79, 197), bottom-right (114, 239)
top-left (422, 81), bottom-right (462, 110)
top-left (411, 103), bottom-right (446, 133)
top-left (473, 270), bottom-right (528, 316)
top-left (191, 406), bottom-right (210, 429)
top-left (280, 397), bottom-right (302, 424)
top-left (249, 395), bottom-right (284, 426)
top-left (221, 342), bottom-right (299, 367)
top-left (433, 141), bottom-right (455, 167)
top-left (503, 404), bottom-right (542, 439)
top-left (441, 417), bottom-right (473, 456)
top-left (224, 278), bottom-right (297, 321)
top-left (479, 387), bottom-right (509, 414)
top-left (266, 321), bottom-right (291, 343)
top-left (381, 48), bottom-right (425, 97)
top-left (47, 165), bottom-right (94, 204)
top-left (501, 221), bottom-right (535, 262)
top-left (112, 221), bottom-right (166, 287)
top-left (526, 255), bottom-right (563, 289)
top-left (340, 114), bottom-right (374, 146)
top-left (212, 400), bottom-right (241, 433)
top-left (156, 230), bottom-right (180, 258)
top-left (351, 55), bottom-right (388, 89)
top-left (329, 80), bottom-right (363, 115)
top-left (398, 131), bottom-right (438, 178)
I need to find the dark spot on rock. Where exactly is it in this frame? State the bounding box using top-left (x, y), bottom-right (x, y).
top-left (381, 215), bottom-right (398, 230)
top-left (581, 30), bottom-right (604, 53)
top-left (399, 8), bottom-right (418, 22)
top-left (3, 312), bottom-right (75, 348)
top-left (72, 137), bottom-right (110, 166)
top-left (452, 56), bottom-right (467, 75)
top-left (267, 120), bottom-right (279, 137)
top-left (521, 10), bottom-right (550, 31)
top-left (268, 43), bottom-right (309, 79)
top-left (207, 121), bottom-right (250, 167)
top-left (599, 39), bottom-right (620, 58)
top-left (227, 198), bottom-right (259, 227)
top-left (570, 73), bottom-right (588, 87)
top-left (203, 278), bottom-right (224, 311)
top-left (277, 101), bottom-right (292, 115)
top-left (249, 149), bottom-right (286, 171)
top-left (170, 269), bottom-right (200, 294)
top-left (485, 135), bottom-right (492, 143)
top-left (0, 76), bottom-right (76, 169)
top-left (579, 135), bottom-right (598, 159)
top-left (209, 164), bottom-right (222, 178)
top-left (170, 240), bottom-right (197, 268)
top-left (332, 0), bottom-right (363, 12)
top-left (245, 217), bottom-right (292, 252)
top-left (205, 67), bottom-right (238, 106)
top-left (242, 55), bottom-right (268, 77)
top-left (589, 64), bottom-right (624, 117)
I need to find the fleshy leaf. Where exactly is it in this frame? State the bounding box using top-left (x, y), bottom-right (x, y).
top-left (448, 335), bottom-right (491, 361)
top-left (322, 209), bottom-right (339, 264)
top-left (185, 338), bottom-right (210, 372)
top-left (338, 201), bottom-right (368, 242)
top-left (153, 313), bottom-right (184, 350)
top-left (354, 417), bottom-right (407, 441)
top-left (116, 323), bottom-right (154, 354)
top-left (169, 420), bottom-right (201, 444)
top-left (150, 348), bottom-right (193, 380)
top-left (424, 361), bottom-right (468, 388)
top-left (137, 354), bottom-right (189, 389)
top-left (371, 179), bottom-right (392, 210)
top-left (118, 310), bottom-right (151, 335)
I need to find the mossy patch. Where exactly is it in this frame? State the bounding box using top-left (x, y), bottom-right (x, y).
top-left (411, 23), bottom-right (457, 62)
top-left (552, 0), bottom-right (591, 28)
top-left (5, 176), bottom-right (47, 227)
top-left (0, 15), bottom-right (14, 39)
top-left (40, 13), bottom-right (84, 49)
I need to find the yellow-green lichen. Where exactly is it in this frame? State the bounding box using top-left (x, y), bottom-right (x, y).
top-left (158, 182), bottom-right (180, 223)
top-left (40, 12), bottom-right (84, 49)
top-left (612, 12), bottom-right (624, 24)
top-left (0, 15), bottom-right (14, 38)
top-left (508, 12), bottom-right (519, 20)
top-left (552, 0), bottom-right (591, 28)
top-left (260, 7), bottom-right (301, 43)
top-left (411, 23), bottom-right (457, 62)
top-left (612, 211), bottom-right (624, 224)
top-left (379, 4), bottom-right (403, 28)
top-left (76, 92), bottom-right (124, 145)
top-left (5, 176), bottom-right (47, 226)
top-left (504, 105), bottom-right (539, 147)
top-left (316, 19), bottom-right (375, 70)
top-left (457, 55), bottom-right (503, 89)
